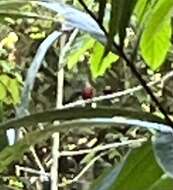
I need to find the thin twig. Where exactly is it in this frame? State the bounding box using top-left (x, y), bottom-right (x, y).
top-left (63, 70), bottom-right (173, 109)
top-left (15, 165), bottom-right (50, 177)
top-left (60, 138), bottom-right (147, 156)
top-left (58, 152), bottom-right (107, 187)
top-left (50, 34), bottom-right (66, 190)
top-left (51, 29), bottom-right (79, 190)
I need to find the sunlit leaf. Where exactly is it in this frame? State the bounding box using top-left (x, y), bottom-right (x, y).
top-left (90, 42), bottom-right (119, 78)
top-left (8, 78), bottom-right (21, 105)
top-left (0, 83), bottom-right (6, 101)
top-left (134, 0), bottom-right (151, 22)
top-left (67, 35), bottom-right (95, 69)
top-left (1, 32), bottom-right (18, 49)
top-left (140, 19), bottom-right (171, 70)
top-left (140, 0), bottom-right (173, 70)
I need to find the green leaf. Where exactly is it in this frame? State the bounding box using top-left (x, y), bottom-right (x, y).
top-left (98, 0), bottom-right (106, 24)
top-left (108, 0), bottom-right (137, 47)
top-left (8, 78), bottom-right (21, 105)
top-left (0, 83), bottom-right (7, 101)
top-left (0, 107), bottom-right (167, 135)
top-left (149, 176), bottom-right (173, 190)
top-left (140, 0), bottom-right (173, 70)
top-left (134, 0), bottom-right (151, 22)
top-left (90, 42), bottom-right (119, 78)
top-left (0, 60), bottom-right (14, 73)
top-left (140, 19), bottom-right (171, 70)
top-left (91, 142), bottom-right (167, 190)
top-left (67, 35), bottom-right (95, 69)
top-left (0, 1), bottom-right (27, 10)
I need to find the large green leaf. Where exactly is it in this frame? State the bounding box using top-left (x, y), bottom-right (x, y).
top-left (149, 176), bottom-right (173, 190)
top-left (134, 0), bottom-right (151, 22)
top-left (91, 142), bottom-right (173, 190)
top-left (140, 0), bottom-right (173, 70)
top-left (140, 19), bottom-right (171, 70)
top-left (90, 42), bottom-right (119, 78)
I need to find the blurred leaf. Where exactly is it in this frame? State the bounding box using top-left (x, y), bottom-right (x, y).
top-left (67, 35), bottom-right (95, 69)
top-left (1, 32), bottom-right (18, 49)
top-left (153, 133), bottom-right (173, 178)
top-left (90, 42), bottom-right (119, 78)
top-left (134, 0), bottom-right (151, 22)
top-left (0, 60), bottom-right (14, 73)
top-left (140, 0), bottom-right (173, 70)
top-left (37, 1), bottom-right (106, 45)
top-left (108, 0), bottom-right (118, 47)
top-left (108, 0), bottom-right (137, 47)
top-left (8, 78), bottom-right (21, 105)
top-left (98, 0), bottom-right (106, 25)
top-left (0, 1), bottom-right (27, 10)
top-left (0, 83), bottom-right (7, 101)
top-left (149, 175), bottom-right (173, 190)
top-left (91, 142), bottom-right (168, 190)
top-left (140, 19), bottom-right (171, 70)
top-left (0, 74), bottom-right (10, 86)
top-left (0, 74), bottom-right (21, 105)
top-left (18, 31), bottom-right (62, 114)
top-left (0, 107), bottom-right (168, 134)
top-left (0, 102), bottom-right (9, 152)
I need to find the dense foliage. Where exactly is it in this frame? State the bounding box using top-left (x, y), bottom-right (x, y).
top-left (0, 0), bottom-right (173, 189)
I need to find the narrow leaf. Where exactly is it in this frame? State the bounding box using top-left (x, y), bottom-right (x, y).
top-left (98, 0), bottom-right (106, 25)
top-left (17, 31), bottom-right (61, 114)
top-left (0, 107), bottom-right (169, 134)
top-left (37, 1), bottom-right (106, 44)
top-left (108, 0), bottom-right (137, 47)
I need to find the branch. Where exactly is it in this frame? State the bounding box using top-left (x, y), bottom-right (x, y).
top-left (15, 165), bottom-right (50, 177)
top-left (60, 138), bottom-right (147, 157)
